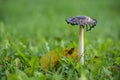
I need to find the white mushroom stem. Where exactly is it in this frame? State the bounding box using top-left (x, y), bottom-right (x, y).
top-left (78, 25), bottom-right (84, 65)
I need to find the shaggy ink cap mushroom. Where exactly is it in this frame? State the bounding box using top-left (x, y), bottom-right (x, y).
top-left (65, 16), bottom-right (97, 65)
top-left (66, 16), bottom-right (97, 31)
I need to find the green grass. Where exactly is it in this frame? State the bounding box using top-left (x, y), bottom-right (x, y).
top-left (0, 0), bottom-right (120, 80)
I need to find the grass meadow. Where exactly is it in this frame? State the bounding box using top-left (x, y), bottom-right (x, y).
top-left (0, 0), bottom-right (120, 80)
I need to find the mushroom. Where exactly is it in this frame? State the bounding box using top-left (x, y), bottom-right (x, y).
top-left (65, 16), bottom-right (97, 65)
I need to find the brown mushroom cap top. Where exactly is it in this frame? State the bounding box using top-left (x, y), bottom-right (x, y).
top-left (66, 16), bottom-right (97, 31)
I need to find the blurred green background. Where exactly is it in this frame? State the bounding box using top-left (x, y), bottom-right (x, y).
top-left (0, 0), bottom-right (120, 44)
top-left (0, 0), bottom-right (120, 79)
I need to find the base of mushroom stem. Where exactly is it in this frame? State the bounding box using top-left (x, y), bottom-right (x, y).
top-left (80, 56), bottom-right (84, 65)
top-left (78, 55), bottom-right (84, 65)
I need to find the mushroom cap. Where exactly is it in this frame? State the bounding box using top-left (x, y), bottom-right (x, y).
top-left (66, 16), bottom-right (97, 31)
